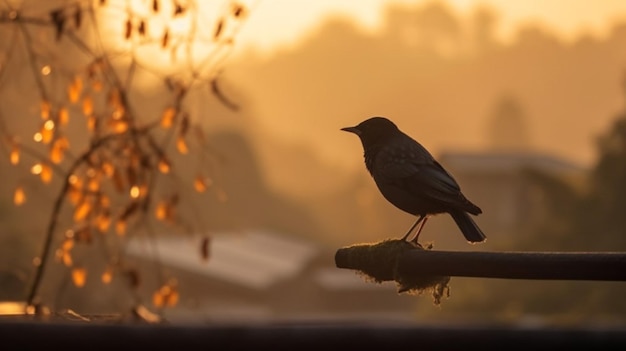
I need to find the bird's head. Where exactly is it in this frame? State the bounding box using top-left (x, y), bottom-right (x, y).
top-left (341, 116), bottom-right (400, 148)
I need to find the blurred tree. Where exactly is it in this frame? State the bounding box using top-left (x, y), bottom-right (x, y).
top-left (487, 94), bottom-right (531, 151)
top-left (384, 2), bottom-right (461, 55)
top-left (471, 6), bottom-right (497, 54)
top-left (0, 0), bottom-right (251, 315)
top-left (525, 75), bottom-right (626, 251)
top-left (579, 89), bottom-right (626, 249)
top-left (480, 75), bottom-right (626, 321)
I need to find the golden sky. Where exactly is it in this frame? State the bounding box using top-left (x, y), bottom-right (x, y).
top-left (235, 0), bottom-right (626, 55)
top-left (93, 0), bottom-right (626, 185)
top-left (216, 0), bottom-right (626, 194)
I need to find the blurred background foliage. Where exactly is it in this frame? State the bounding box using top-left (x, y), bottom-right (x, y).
top-left (0, 0), bottom-right (626, 324)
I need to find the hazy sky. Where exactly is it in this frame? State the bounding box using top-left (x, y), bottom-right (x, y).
top-left (235, 0), bottom-right (626, 55)
top-left (220, 0), bottom-right (626, 183)
top-left (90, 0), bottom-right (626, 175)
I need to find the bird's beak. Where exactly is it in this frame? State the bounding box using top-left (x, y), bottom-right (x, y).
top-left (340, 126), bottom-right (361, 135)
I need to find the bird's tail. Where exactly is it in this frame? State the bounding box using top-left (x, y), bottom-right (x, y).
top-left (450, 210), bottom-right (486, 243)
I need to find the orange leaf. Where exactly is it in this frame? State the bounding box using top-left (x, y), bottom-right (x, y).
top-left (194, 175), bottom-right (207, 193)
top-left (166, 289), bottom-right (179, 307)
top-left (96, 211), bottom-right (111, 232)
top-left (87, 115), bottom-right (97, 132)
top-left (71, 267), bottom-right (87, 287)
top-left (160, 107), bottom-right (176, 128)
top-left (68, 76), bottom-right (82, 103)
top-left (13, 186), bottom-right (25, 206)
top-left (101, 268), bottom-right (113, 284)
top-left (62, 238), bottom-right (74, 251)
top-left (50, 138), bottom-right (65, 164)
top-left (50, 147), bottom-right (63, 164)
top-left (110, 119), bottom-right (128, 134)
top-left (73, 200), bottom-right (91, 221)
top-left (152, 290), bottom-right (164, 308)
top-left (58, 107), bottom-right (70, 125)
top-left (176, 136), bottom-right (188, 154)
top-left (108, 88), bottom-right (121, 109)
top-left (82, 95), bottom-right (93, 116)
top-left (153, 283), bottom-right (179, 307)
top-left (62, 251), bottom-right (73, 267)
top-left (40, 100), bottom-right (51, 120)
top-left (67, 187), bottom-right (82, 206)
top-left (112, 105), bottom-right (125, 119)
top-left (87, 177), bottom-right (100, 192)
top-left (40, 163), bottom-right (53, 184)
top-left (101, 162), bottom-right (114, 177)
top-left (158, 158), bottom-right (170, 174)
top-left (9, 144), bottom-right (19, 165)
top-left (91, 79), bottom-right (103, 92)
top-left (155, 201), bottom-right (168, 221)
top-left (115, 220), bottom-right (126, 236)
top-left (40, 125), bottom-right (54, 145)
top-left (99, 194), bottom-right (111, 208)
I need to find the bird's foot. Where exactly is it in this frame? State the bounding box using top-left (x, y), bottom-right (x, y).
top-left (408, 235), bottom-right (423, 248)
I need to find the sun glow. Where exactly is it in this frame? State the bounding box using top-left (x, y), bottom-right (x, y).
top-left (97, 0), bottom-right (252, 84)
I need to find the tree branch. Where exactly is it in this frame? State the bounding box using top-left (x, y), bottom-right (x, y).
top-left (335, 240), bottom-right (626, 286)
top-left (26, 132), bottom-right (129, 307)
top-left (399, 248), bottom-right (626, 281)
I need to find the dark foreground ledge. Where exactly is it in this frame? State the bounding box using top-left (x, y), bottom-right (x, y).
top-left (1, 319), bottom-right (626, 350)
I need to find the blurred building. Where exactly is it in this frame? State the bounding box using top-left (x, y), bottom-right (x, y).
top-left (123, 150), bottom-right (588, 322)
top-left (126, 230), bottom-right (417, 323)
top-left (436, 150), bottom-right (587, 245)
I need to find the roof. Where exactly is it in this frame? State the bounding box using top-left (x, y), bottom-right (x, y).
top-left (437, 150), bottom-right (586, 175)
top-left (126, 230), bottom-right (319, 290)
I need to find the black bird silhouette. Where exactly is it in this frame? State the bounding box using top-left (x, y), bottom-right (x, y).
top-left (341, 116), bottom-right (486, 244)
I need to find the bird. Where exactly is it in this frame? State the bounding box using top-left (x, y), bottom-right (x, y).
top-left (341, 116), bottom-right (486, 244)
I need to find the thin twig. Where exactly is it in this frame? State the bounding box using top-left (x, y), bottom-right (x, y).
top-left (27, 132), bottom-right (128, 306)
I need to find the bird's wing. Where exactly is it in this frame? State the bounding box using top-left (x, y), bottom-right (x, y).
top-left (409, 161), bottom-right (461, 195)
top-left (377, 145), bottom-right (463, 204)
top-left (375, 141), bottom-right (433, 178)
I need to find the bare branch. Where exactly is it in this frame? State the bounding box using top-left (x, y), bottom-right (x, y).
top-left (335, 239), bottom-right (626, 299)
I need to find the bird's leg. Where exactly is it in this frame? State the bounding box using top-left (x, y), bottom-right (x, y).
top-left (410, 216), bottom-right (430, 244)
top-left (401, 216), bottom-right (425, 241)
